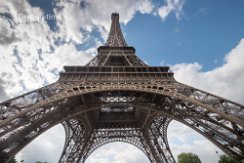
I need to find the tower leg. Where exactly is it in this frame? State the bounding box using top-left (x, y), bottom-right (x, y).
top-left (142, 117), bottom-right (175, 163)
top-left (59, 119), bottom-right (91, 163)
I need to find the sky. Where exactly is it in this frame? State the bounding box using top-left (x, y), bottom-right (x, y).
top-left (0, 0), bottom-right (244, 163)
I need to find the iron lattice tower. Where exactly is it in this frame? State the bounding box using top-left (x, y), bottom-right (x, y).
top-left (0, 13), bottom-right (244, 163)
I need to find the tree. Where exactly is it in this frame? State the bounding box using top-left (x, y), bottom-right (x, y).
top-left (178, 152), bottom-right (201, 163)
top-left (218, 154), bottom-right (241, 163)
top-left (8, 157), bottom-right (17, 163)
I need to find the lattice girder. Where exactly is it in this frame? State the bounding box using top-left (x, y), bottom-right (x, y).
top-left (0, 97), bottom-right (91, 161)
top-left (2, 78), bottom-right (242, 127)
top-left (59, 118), bottom-right (175, 163)
top-left (87, 47), bottom-right (147, 66)
top-left (105, 13), bottom-right (127, 47)
top-left (80, 128), bottom-right (149, 162)
top-left (0, 79), bottom-right (244, 162)
top-left (59, 119), bottom-right (91, 163)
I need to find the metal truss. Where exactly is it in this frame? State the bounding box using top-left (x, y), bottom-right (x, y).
top-left (1, 79), bottom-right (243, 162)
top-left (105, 13), bottom-right (127, 47)
top-left (0, 13), bottom-right (244, 163)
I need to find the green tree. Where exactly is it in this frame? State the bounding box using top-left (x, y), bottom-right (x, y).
top-left (8, 157), bottom-right (17, 163)
top-left (218, 154), bottom-right (241, 163)
top-left (178, 152), bottom-right (201, 163)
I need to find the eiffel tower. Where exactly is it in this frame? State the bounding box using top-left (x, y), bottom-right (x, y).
top-left (0, 13), bottom-right (244, 163)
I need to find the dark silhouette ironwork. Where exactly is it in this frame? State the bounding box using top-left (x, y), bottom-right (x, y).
top-left (0, 13), bottom-right (243, 163)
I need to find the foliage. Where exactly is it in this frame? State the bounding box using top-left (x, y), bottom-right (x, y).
top-left (7, 158), bottom-right (47, 163)
top-left (218, 154), bottom-right (241, 163)
top-left (8, 157), bottom-right (17, 163)
top-left (178, 152), bottom-right (201, 163)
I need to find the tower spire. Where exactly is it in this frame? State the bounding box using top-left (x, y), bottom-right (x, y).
top-left (105, 13), bottom-right (127, 47)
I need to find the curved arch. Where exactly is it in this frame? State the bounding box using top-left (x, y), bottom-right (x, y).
top-left (167, 120), bottom-right (225, 163)
top-left (0, 101), bottom-right (151, 160)
top-left (84, 133), bottom-right (148, 160)
top-left (5, 101), bottom-right (242, 163)
top-left (85, 142), bottom-right (150, 163)
top-left (1, 83), bottom-right (243, 129)
top-left (0, 105), bottom-right (90, 161)
top-left (148, 112), bottom-right (244, 160)
top-left (143, 116), bottom-right (176, 163)
top-left (1, 87), bottom-right (244, 162)
top-left (176, 118), bottom-right (243, 159)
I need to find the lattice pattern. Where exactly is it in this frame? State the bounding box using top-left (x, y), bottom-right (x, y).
top-left (0, 79), bottom-right (243, 162)
top-left (0, 13), bottom-right (244, 163)
top-left (86, 47), bottom-right (147, 66)
top-left (105, 13), bottom-right (127, 47)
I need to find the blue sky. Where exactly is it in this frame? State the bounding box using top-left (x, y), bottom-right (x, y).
top-left (0, 0), bottom-right (244, 163)
top-left (126, 1), bottom-right (244, 70)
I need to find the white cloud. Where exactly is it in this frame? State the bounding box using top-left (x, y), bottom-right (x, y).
top-left (0, 0), bottom-right (95, 98)
top-left (172, 38), bottom-right (244, 104)
top-left (86, 142), bottom-right (150, 163)
top-left (157, 0), bottom-right (185, 21)
top-left (0, 0), bottom-right (53, 97)
top-left (54, 0), bottom-right (90, 43)
top-left (54, 0), bottom-right (156, 42)
top-left (168, 121), bottom-right (224, 163)
top-left (136, 0), bottom-right (155, 14)
top-left (16, 124), bottom-right (65, 163)
top-left (0, 79), bottom-right (8, 102)
top-left (41, 44), bottom-right (93, 82)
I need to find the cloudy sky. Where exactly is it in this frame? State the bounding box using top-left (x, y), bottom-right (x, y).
top-left (0, 0), bottom-right (244, 163)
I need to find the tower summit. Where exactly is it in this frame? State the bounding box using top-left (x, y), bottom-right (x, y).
top-left (0, 13), bottom-right (243, 163)
top-left (87, 13), bottom-right (146, 66)
top-left (106, 13), bottom-right (127, 47)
